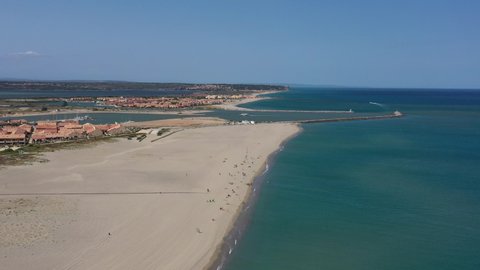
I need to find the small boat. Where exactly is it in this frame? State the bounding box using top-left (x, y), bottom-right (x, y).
top-left (72, 115), bottom-right (93, 121)
top-left (240, 113), bottom-right (248, 116)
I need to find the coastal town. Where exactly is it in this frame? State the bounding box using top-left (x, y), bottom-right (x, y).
top-left (96, 94), bottom-right (252, 109)
top-left (0, 93), bottom-right (256, 147)
top-left (0, 119), bottom-right (125, 145)
top-left (0, 93), bottom-right (257, 116)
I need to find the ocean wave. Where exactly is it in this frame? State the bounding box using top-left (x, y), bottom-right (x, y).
top-left (263, 164), bottom-right (269, 175)
top-left (369, 101), bottom-right (387, 108)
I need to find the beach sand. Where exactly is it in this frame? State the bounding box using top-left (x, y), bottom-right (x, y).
top-left (0, 123), bottom-right (299, 270)
top-left (212, 92), bottom-right (275, 111)
top-left (122, 117), bottom-right (226, 128)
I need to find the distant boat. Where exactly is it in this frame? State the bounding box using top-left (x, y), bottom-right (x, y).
top-left (72, 115), bottom-right (92, 121)
top-left (369, 102), bottom-right (386, 108)
top-left (240, 113), bottom-right (248, 116)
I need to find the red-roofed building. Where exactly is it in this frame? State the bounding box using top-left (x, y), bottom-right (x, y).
top-left (63, 124), bottom-right (83, 130)
top-left (0, 125), bottom-right (31, 145)
top-left (31, 133), bottom-right (47, 143)
top-left (83, 123), bottom-right (103, 137)
top-left (106, 124), bottom-right (123, 134)
top-left (9, 119), bottom-right (27, 125)
top-left (58, 120), bottom-right (80, 128)
top-left (95, 125), bottom-right (110, 132)
top-left (0, 133), bottom-right (27, 144)
top-left (17, 124), bottom-right (33, 134)
top-left (36, 121), bottom-right (58, 133)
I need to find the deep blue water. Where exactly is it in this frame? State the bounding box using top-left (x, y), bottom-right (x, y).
top-left (240, 87), bottom-right (480, 113)
top-left (224, 87), bottom-right (480, 270)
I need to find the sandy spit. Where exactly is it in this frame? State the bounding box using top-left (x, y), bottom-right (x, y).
top-left (0, 123), bottom-right (299, 270)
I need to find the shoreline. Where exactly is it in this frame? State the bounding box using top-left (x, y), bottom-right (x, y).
top-left (211, 90), bottom-right (278, 111)
top-left (207, 123), bottom-right (303, 270)
top-left (0, 89), bottom-right (283, 119)
top-left (212, 90), bottom-right (353, 114)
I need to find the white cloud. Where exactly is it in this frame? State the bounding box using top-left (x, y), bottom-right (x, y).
top-left (9, 50), bottom-right (43, 57)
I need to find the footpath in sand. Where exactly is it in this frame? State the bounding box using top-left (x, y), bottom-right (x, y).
top-left (0, 123), bottom-right (299, 270)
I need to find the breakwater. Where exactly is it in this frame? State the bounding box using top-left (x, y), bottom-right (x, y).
top-left (295, 111), bottom-right (403, 124)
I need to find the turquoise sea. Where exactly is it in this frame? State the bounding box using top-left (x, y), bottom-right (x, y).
top-left (224, 87), bottom-right (480, 270)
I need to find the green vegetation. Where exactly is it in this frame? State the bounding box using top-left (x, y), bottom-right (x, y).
top-left (0, 81), bottom-right (287, 93)
top-left (156, 128), bottom-right (170, 136)
top-left (136, 134), bottom-right (147, 142)
top-left (0, 132), bottom-right (135, 168)
top-left (0, 81), bottom-right (287, 115)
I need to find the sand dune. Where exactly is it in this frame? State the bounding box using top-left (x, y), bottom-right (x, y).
top-left (0, 123), bottom-right (299, 270)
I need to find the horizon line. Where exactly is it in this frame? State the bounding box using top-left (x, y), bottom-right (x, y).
top-left (0, 78), bottom-right (479, 90)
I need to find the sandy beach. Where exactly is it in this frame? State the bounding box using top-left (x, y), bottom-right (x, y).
top-left (213, 91), bottom-right (354, 113)
top-left (122, 117), bottom-right (226, 128)
top-left (0, 123), bottom-right (299, 270)
top-left (212, 91), bottom-right (277, 111)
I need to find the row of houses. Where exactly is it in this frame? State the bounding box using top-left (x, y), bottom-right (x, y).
top-left (0, 119), bottom-right (125, 145)
top-left (99, 96), bottom-right (226, 109)
top-left (0, 119), bottom-right (28, 126)
top-left (0, 122), bottom-right (32, 144)
top-left (204, 94), bottom-right (251, 99)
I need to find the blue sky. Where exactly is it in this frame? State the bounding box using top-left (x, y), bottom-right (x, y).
top-left (1, 0), bottom-right (479, 88)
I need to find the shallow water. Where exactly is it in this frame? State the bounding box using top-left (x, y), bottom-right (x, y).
top-left (224, 87), bottom-right (480, 270)
top-left (0, 112), bottom-right (188, 124)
